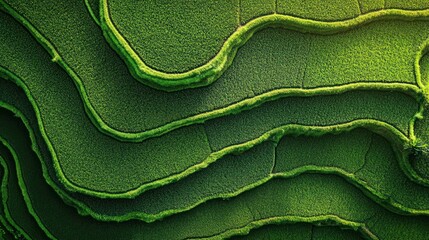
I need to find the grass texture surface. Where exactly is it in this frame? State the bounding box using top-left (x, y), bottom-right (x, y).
top-left (1, 0), bottom-right (429, 239)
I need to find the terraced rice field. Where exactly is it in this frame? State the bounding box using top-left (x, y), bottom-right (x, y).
top-left (1, 0), bottom-right (429, 239)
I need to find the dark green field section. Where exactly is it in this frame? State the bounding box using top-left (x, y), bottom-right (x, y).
top-left (84, 0), bottom-right (100, 26)
top-left (0, 89), bottom-right (268, 221)
top-left (0, 101), bottom-right (428, 238)
top-left (0, 119), bottom-right (428, 240)
top-left (0, 2), bottom-right (426, 138)
top-left (0, 153), bottom-right (24, 240)
top-left (1, 79), bottom-right (429, 226)
top-left (2, 88), bottom-right (427, 239)
top-left (0, 219), bottom-right (14, 240)
top-left (358, 0), bottom-right (384, 13)
top-left (0, 129), bottom-right (359, 239)
top-left (101, 0), bottom-right (429, 90)
top-left (46, 124), bottom-right (429, 220)
top-left (0, 108), bottom-right (363, 239)
top-left (232, 223), bottom-right (365, 240)
top-left (0, 156), bottom-right (16, 240)
top-left (0, 143), bottom-right (46, 240)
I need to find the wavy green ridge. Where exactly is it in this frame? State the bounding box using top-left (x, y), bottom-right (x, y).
top-left (0, 142), bottom-right (49, 240)
top-left (101, 0), bottom-right (429, 90)
top-left (0, 14), bottom-right (422, 195)
top-left (1, 119), bottom-right (428, 240)
top-left (0, 154), bottom-right (27, 240)
top-left (0, 112), bottom-right (365, 239)
top-left (0, 72), bottom-right (420, 198)
top-left (1, 97), bottom-right (428, 237)
top-left (1, 1), bottom-right (429, 141)
top-left (0, 92), bottom-right (428, 225)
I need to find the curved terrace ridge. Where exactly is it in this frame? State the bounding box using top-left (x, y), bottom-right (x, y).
top-left (0, 93), bottom-right (421, 200)
top-left (101, 2), bottom-right (429, 91)
top-left (0, 73), bottom-right (423, 198)
top-left (1, 78), bottom-right (428, 223)
top-left (1, 3), bottom-right (429, 142)
top-left (2, 104), bottom-right (429, 223)
top-left (0, 143), bottom-right (373, 239)
top-left (0, 137), bottom-right (428, 240)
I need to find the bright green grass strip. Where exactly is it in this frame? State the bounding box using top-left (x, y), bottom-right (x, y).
top-left (101, 0), bottom-right (429, 90)
top-left (232, 223), bottom-right (365, 240)
top-left (0, 143), bottom-right (48, 240)
top-left (0, 3), bottom-right (427, 140)
top-left (1, 120), bottom-right (429, 240)
top-left (1, 84), bottom-right (428, 224)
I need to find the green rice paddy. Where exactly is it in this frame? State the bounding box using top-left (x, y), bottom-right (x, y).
top-left (1, 0), bottom-right (429, 239)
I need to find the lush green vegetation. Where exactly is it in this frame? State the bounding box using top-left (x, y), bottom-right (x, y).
top-left (1, 0), bottom-right (429, 239)
top-left (2, 110), bottom-right (429, 239)
top-left (102, 0), bottom-right (429, 90)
